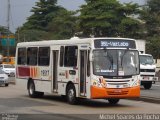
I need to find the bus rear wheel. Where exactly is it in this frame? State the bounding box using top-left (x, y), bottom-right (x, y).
top-left (108, 98), bottom-right (120, 105)
top-left (66, 84), bottom-right (77, 105)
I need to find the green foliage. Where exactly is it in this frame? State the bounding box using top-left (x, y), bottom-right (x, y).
top-left (141, 0), bottom-right (160, 36)
top-left (23, 0), bottom-right (60, 30)
top-left (16, 0), bottom-right (160, 61)
top-left (78, 0), bottom-right (142, 38)
top-left (141, 0), bottom-right (160, 58)
top-left (16, 0), bottom-right (143, 41)
top-left (16, 29), bottom-right (48, 42)
top-left (146, 36), bottom-right (160, 59)
top-left (17, 0), bottom-right (77, 41)
top-left (0, 26), bottom-right (12, 35)
top-left (118, 17), bottom-right (140, 38)
top-left (46, 9), bottom-right (77, 39)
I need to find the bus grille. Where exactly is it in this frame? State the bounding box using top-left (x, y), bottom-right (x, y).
top-left (106, 80), bottom-right (130, 82)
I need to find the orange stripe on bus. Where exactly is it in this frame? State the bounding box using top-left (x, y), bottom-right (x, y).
top-left (35, 67), bottom-right (37, 78)
top-left (90, 86), bottom-right (140, 99)
top-left (32, 68), bottom-right (34, 77)
top-left (33, 67), bottom-right (35, 78)
top-left (30, 67), bottom-right (32, 77)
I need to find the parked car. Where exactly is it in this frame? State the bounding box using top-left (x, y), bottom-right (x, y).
top-left (0, 68), bottom-right (9, 86)
top-left (0, 64), bottom-right (15, 77)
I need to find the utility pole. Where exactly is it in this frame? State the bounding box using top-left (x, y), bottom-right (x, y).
top-left (7, 0), bottom-right (10, 30)
top-left (7, 0), bottom-right (10, 62)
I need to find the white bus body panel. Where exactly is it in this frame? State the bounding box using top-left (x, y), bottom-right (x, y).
top-left (35, 81), bottom-right (52, 93)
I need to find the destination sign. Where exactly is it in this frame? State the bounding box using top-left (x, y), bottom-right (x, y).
top-left (94, 39), bottom-right (136, 49)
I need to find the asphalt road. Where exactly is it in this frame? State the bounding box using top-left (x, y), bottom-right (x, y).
top-left (8, 77), bottom-right (160, 103)
top-left (141, 82), bottom-right (160, 98)
top-left (136, 82), bottom-right (160, 104)
top-left (0, 82), bottom-right (160, 120)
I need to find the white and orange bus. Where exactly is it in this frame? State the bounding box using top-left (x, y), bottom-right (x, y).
top-left (15, 37), bottom-right (140, 104)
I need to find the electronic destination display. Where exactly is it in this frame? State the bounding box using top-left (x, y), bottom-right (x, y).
top-left (94, 39), bottom-right (136, 49)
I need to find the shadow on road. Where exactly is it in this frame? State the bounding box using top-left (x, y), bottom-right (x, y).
top-left (21, 94), bottom-right (132, 108)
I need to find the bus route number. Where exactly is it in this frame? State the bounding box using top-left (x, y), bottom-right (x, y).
top-left (41, 70), bottom-right (49, 76)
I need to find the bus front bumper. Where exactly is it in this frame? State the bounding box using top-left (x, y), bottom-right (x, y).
top-left (91, 86), bottom-right (140, 99)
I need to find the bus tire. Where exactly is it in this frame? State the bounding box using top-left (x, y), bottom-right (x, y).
top-left (61, 95), bottom-right (66, 100)
top-left (143, 82), bottom-right (152, 89)
top-left (5, 83), bottom-right (9, 87)
top-left (37, 92), bottom-right (44, 98)
top-left (66, 84), bottom-right (77, 105)
top-left (28, 81), bottom-right (39, 98)
top-left (108, 98), bottom-right (120, 105)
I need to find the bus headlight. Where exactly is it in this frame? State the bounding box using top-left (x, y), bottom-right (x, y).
top-left (92, 76), bottom-right (107, 88)
top-left (93, 80), bottom-right (103, 88)
top-left (132, 79), bottom-right (140, 87)
top-left (92, 79), bottom-right (107, 88)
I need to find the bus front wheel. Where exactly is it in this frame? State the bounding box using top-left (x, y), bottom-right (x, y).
top-left (66, 84), bottom-right (77, 105)
top-left (108, 98), bottom-right (120, 105)
top-left (28, 81), bottom-right (37, 98)
top-left (28, 81), bottom-right (44, 98)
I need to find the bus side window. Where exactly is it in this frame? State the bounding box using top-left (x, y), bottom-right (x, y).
top-left (27, 47), bottom-right (38, 65)
top-left (60, 46), bottom-right (64, 67)
top-left (38, 47), bottom-right (50, 66)
top-left (17, 48), bottom-right (26, 65)
top-left (64, 46), bottom-right (78, 67)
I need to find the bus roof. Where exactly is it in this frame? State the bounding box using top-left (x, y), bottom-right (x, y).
top-left (17, 37), bottom-right (136, 47)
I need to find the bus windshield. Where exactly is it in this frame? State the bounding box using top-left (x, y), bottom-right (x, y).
top-left (93, 49), bottom-right (139, 77)
top-left (139, 55), bottom-right (154, 65)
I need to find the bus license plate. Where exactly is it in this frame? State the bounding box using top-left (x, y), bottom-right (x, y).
top-left (114, 89), bottom-right (122, 93)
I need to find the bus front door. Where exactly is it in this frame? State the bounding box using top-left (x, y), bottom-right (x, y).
top-left (52, 50), bottom-right (59, 93)
top-left (80, 50), bottom-right (87, 96)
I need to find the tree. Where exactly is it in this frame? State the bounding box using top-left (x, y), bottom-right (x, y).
top-left (78, 0), bottom-right (142, 38)
top-left (141, 0), bottom-right (160, 37)
top-left (0, 26), bottom-right (12, 35)
top-left (46, 9), bottom-right (77, 39)
top-left (23, 0), bottom-right (60, 30)
top-left (141, 0), bottom-right (160, 58)
top-left (146, 36), bottom-right (160, 59)
top-left (16, 0), bottom-right (77, 41)
top-left (15, 28), bottom-right (48, 42)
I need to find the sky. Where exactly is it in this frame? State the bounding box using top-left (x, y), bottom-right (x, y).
top-left (0, 0), bottom-right (145, 33)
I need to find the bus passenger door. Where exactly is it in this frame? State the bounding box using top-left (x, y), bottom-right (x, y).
top-left (80, 50), bottom-right (87, 96)
top-left (52, 50), bottom-right (59, 93)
